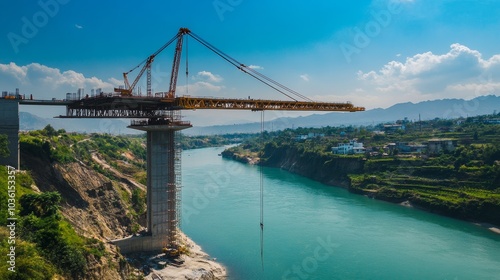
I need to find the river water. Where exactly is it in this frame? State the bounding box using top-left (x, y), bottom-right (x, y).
top-left (181, 147), bottom-right (500, 280)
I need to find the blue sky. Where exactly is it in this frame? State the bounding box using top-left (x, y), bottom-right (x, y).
top-left (1, 0), bottom-right (500, 125)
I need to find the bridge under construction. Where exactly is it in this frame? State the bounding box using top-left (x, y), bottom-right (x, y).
top-left (0, 27), bottom-right (364, 254)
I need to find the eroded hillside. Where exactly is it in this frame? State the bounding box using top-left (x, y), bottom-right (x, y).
top-left (3, 127), bottom-right (150, 279)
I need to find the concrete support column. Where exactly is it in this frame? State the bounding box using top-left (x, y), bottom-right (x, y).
top-left (113, 119), bottom-right (191, 254)
top-left (147, 130), bottom-right (175, 239)
top-left (0, 100), bottom-right (19, 169)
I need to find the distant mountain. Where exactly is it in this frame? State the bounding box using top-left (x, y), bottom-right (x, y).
top-left (20, 112), bottom-right (48, 131)
top-left (20, 112), bottom-right (139, 134)
top-left (185, 95), bottom-right (500, 135)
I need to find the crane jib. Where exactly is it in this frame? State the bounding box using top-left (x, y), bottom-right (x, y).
top-left (112, 27), bottom-right (365, 112)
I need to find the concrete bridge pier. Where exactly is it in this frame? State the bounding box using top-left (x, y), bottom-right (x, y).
top-left (113, 118), bottom-right (191, 254)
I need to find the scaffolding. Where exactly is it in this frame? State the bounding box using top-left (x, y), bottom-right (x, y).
top-left (163, 112), bottom-right (184, 249)
top-left (128, 110), bottom-right (190, 252)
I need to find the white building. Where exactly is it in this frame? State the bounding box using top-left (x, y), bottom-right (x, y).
top-left (332, 139), bottom-right (366, 155)
top-left (294, 133), bottom-right (325, 141)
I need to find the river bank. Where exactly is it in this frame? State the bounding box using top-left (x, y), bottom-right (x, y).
top-left (221, 147), bottom-right (500, 229)
top-left (131, 232), bottom-right (226, 280)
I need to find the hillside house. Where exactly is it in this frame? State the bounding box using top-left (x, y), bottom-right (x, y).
top-left (294, 132), bottom-right (325, 141)
top-left (397, 142), bottom-right (427, 153)
top-left (427, 139), bottom-right (457, 154)
top-left (332, 139), bottom-right (366, 155)
top-left (384, 124), bottom-right (405, 134)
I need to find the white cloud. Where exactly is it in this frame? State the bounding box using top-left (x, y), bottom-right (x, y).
top-left (108, 77), bottom-right (123, 86)
top-left (300, 74), bottom-right (310, 82)
top-left (173, 70), bottom-right (225, 95)
top-left (197, 71), bottom-right (223, 83)
top-left (0, 62), bottom-right (121, 99)
top-left (177, 81), bottom-right (223, 94)
top-left (248, 65), bottom-right (264, 70)
top-left (75, 24), bottom-right (83, 29)
top-left (0, 62), bottom-right (27, 82)
top-left (357, 43), bottom-right (500, 100)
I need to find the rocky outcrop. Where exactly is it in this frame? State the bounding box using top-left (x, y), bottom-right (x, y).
top-left (143, 233), bottom-right (226, 280)
top-left (220, 150), bottom-right (259, 165)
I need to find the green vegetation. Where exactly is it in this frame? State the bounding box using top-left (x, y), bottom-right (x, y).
top-left (19, 192), bottom-right (87, 278)
top-left (0, 134), bottom-right (9, 158)
top-left (19, 125), bottom-right (254, 184)
top-left (0, 166), bottom-right (106, 279)
top-left (223, 114), bottom-right (500, 225)
top-left (20, 125), bottom-right (78, 164)
top-left (131, 188), bottom-right (146, 214)
top-left (179, 133), bottom-right (256, 150)
top-left (0, 227), bottom-right (56, 280)
top-left (0, 166), bottom-right (56, 280)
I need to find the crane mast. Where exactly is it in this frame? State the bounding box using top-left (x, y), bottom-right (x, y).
top-left (167, 28), bottom-right (189, 98)
top-left (114, 28), bottom-right (188, 97)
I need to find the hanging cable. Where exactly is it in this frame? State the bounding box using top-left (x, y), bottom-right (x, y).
top-left (260, 110), bottom-right (265, 271)
top-left (185, 34), bottom-right (189, 95)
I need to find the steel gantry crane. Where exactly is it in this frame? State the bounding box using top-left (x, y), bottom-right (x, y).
top-left (62, 27), bottom-right (365, 255)
top-left (109, 27), bottom-right (365, 113)
top-left (114, 28), bottom-right (190, 97)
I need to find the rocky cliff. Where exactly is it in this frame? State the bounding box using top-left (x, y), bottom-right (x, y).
top-left (21, 147), bottom-right (135, 279)
top-left (258, 144), bottom-right (364, 188)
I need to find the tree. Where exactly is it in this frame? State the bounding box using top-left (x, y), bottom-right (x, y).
top-left (0, 228), bottom-right (55, 280)
top-left (18, 192), bottom-right (86, 278)
top-left (131, 188), bottom-right (146, 214)
top-left (0, 134), bottom-right (9, 158)
top-left (42, 125), bottom-right (57, 137)
top-left (20, 192), bottom-right (62, 218)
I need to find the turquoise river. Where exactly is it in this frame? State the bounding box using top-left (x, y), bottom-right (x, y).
top-left (181, 147), bottom-right (500, 280)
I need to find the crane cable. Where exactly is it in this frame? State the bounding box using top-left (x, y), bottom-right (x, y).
top-left (124, 32), bottom-right (180, 75)
top-left (260, 110), bottom-right (265, 271)
top-left (185, 34), bottom-right (189, 95)
top-left (244, 67), bottom-right (314, 102)
top-left (187, 33), bottom-right (296, 101)
top-left (187, 32), bottom-right (312, 103)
